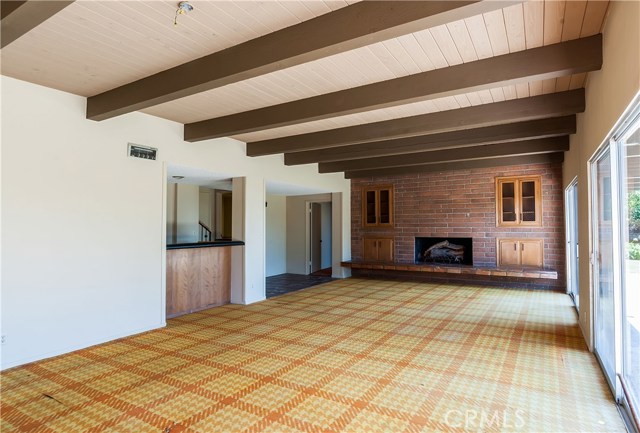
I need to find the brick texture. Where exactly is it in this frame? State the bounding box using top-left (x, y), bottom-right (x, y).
top-left (351, 162), bottom-right (566, 289)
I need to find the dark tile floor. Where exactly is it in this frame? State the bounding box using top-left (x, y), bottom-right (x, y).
top-left (266, 271), bottom-right (335, 298)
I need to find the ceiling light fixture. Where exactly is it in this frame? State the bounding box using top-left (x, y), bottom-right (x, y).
top-left (172, 175), bottom-right (185, 180)
top-left (174, 1), bottom-right (194, 27)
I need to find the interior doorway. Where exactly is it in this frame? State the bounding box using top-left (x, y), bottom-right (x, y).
top-left (307, 201), bottom-right (332, 275)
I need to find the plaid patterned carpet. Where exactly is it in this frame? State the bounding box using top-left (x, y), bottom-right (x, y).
top-left (0, 279), bottom-right (625, 432)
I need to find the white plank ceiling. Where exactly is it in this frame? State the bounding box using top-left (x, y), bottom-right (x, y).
top-left (1, 0), bottom-right (609, 143)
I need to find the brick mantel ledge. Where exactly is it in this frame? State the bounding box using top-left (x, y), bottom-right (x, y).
top-left (341, 261), bottom-right (558, 280)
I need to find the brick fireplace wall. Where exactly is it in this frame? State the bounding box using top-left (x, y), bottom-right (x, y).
top-left (351, 161), bottom-right (565, 289)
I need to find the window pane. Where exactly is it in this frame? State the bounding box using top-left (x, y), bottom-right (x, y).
top-left (521, 181), bottom-right (536, 222)
top-left (366, 191), bottom-right (376, 224)
top-left (621, 120), bottom-right (640, 409)
top-left (379, 190), bottom-right (390, 224)
top-left (501, 182), bottom-right (516, 222)
top-left (521, 180), bottom-right (535, 197)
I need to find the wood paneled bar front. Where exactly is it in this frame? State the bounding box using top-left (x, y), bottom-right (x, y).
top-left (166, 241), bottom-right (243, 318)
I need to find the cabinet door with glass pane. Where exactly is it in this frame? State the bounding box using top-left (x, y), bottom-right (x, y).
top-left (496, 176), bottom-right (542, 227)
top-left (362, 186), bottom-right (394, 227)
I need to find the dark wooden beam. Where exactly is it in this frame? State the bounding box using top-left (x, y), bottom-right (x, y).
top-left (344, 153), bottom-right (564, 179)
top-left (1, 1), bottom-right (27, 20)
top-left (247, 89), bottom-right (585, 156)
top-left (87, 1), bottom-right (515, 121)
top-left (1, 1), bottom-right (73, 48)
top-left (320, 137), bottom-right (568, 173)
top-left (285, 116), bottom-right (575, 165)
top-left (186, 35), bottom-right (600, 141)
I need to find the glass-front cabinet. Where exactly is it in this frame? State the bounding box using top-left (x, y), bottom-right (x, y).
top-left (362, 186), bottom-right (394, 227)
top-left (496, 176), bottom-right (542, 227)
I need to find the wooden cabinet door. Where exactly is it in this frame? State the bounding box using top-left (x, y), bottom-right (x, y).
top-left (363, 238), bottom-right (394, 262)
top-left (378, 238), bottom-right (394, 262)
top-left (520, 239), bottom-right (543, 267)
top-left (378, 188), bottom-right (393, 226)
top-left (498, 239), bottom-right (520, 266)
top-left (496, 179), bottom-right (518, 226)
top-left (519, 179), bottom-right (540, 225)
top-left (363, 190), bottom-right (378, 226)
top-left (497, 238), bottom-right (544, 268)
top-left (362, 186), bottom-right (394, 227)
top-left (363, 238), bottom-right (379, 261)
top-left (496, 176), bottom-right (541, 227)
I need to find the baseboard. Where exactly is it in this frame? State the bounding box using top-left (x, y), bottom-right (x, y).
top-left (1, 321), bottom-right (166, 371)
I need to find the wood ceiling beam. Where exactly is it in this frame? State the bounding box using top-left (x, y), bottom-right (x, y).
top-left (186, 35), bottom-right (600, 141)
top-left (1, 2), bottom-right (27, 20)
top-left (344, 153), bottom-right (564, 179)
top-left (1, 1), bottom-right (73, 48)
top-left (86, 1), bottom-right (515, 121)
top-left (285, 116), bottom-right (575, 166)
top-left (247, 89), bottom-right (584, 156)
top-left (320, 137), bottom-right (568, 173)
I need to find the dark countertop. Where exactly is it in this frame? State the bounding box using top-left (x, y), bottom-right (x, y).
top-left (167, 240), bottom-right (245, 250)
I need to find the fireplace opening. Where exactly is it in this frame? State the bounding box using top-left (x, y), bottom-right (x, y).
top-left (415, 237), bottom-right (473, 265)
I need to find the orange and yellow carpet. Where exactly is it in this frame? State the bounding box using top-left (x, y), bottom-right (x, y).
top-left (0, 279), bottom-right (625, 432)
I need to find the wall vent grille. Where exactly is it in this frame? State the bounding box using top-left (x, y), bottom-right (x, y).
top-left (128, 143), bottom-right (157, 160)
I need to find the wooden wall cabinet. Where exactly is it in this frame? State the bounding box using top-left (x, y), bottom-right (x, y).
top-left (497, 238), bottom-right (543, 268)
top-left (363, 237), bottom-right (394, 262)
top-left (362, 186), bottom-right (394, 227)
top-left (496, 176), bottom-right (542, 227)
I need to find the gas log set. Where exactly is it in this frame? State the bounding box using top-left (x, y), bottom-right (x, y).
top-left (414, 237), bottom-right (473, 266)
top-left (419, 240), bottom-right (465, 263)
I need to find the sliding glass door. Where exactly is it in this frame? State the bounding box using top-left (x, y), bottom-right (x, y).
top-left (592, 147), bottom-right (617, 387)
top-left (589, 100), bottom-right (640, 428)
top-left (618, 115), bottom-right (640, 418)
top-left (566, 180), bottom-right (579, 308)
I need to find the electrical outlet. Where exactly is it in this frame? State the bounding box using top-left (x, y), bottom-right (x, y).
top-left (1, 335), bottom-right (6, 345)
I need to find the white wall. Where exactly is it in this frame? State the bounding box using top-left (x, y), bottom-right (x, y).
top-left (198, 187), bottom-right (215, 231)
top-left (563, 1), bottom-right (640, 349)
top-left (176, 184), bottom-right (199, 243)
top-left (0, 76), bottom-right (350, 369)
top-left (332, 192), bottom-right (351, 279)
top-left (243, 176), bottom-right (267, 303)
top-left (266, 194), bottom-right (286, 277)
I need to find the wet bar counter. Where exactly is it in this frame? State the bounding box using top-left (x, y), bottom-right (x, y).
top-left (166, 241), bottom-right (244, 318)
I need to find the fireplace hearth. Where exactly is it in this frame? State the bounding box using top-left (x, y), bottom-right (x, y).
top-left (415, 237), bottom-right (473, 265)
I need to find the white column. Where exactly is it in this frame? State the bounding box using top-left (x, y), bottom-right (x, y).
top-left (230, 175), bottom-right (266, 304)
top-left (332, 192), bottom-right (351, 278)
top-left (230, 177), bottom-right (245, 304)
